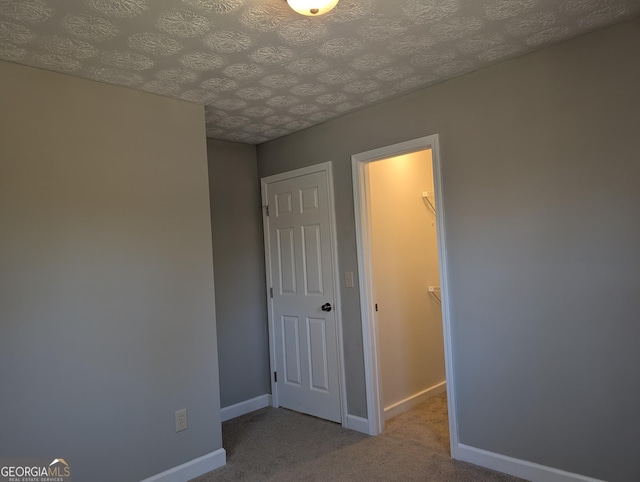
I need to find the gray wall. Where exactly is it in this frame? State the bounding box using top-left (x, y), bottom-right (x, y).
top-left (0, 61), bottom-right (222, 482)
top-left (257, 19), bottom-right (640, 482)
top-left (207, 139), bottom-right (270, 408)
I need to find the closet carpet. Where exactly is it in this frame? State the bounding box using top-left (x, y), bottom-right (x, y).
top-left (192, 393), bottom-right (521, 481)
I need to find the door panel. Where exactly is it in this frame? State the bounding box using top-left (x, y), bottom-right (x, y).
top-left (308, 317), bottom-right (329, 392)
top-left (300, 186), bottom-right (319, 212)
top-left (277, 227), bottom-right (296, 294)
top-left (276, 191), bottom-right (293, 216)
top-left (302, 224), bottom-right (323, 295)
top-left (265, 169), bottom-right (341, 423)
top-left (282, 316), bottom-right (301, 386)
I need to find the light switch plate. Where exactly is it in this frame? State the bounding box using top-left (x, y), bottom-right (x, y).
top-left (345, 271), bottom-right (354, 288)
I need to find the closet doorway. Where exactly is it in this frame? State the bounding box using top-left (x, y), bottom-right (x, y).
top-left (352, 135), bottom-right (458, 454)
top-left (369, 148), bottom-right (445, 419)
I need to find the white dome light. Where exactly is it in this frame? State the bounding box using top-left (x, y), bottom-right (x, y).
top-left (286, 0), bottom-right (339, 16)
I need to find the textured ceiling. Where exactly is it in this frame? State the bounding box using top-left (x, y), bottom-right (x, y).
top-left (1, 0), bottom-right (638, 145)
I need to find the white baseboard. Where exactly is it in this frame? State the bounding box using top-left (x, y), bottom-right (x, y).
top-left (383, 381), bottom-right (446, 421)
top-left (140, 448), bottom-right (226, 482)
top-left (345, 414), bottom-right (371, 435)
top-left (456, 444), bottom-right (605, 482)
top-left (220, 394), bottom-right (272, 422)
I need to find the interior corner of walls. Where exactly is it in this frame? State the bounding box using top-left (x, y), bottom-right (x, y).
top-left (139, 448), bottom-right (226, 482)
top-left (383, 381), bottom-right (446, 421)
top-left (220, 394), bottom-right (272, 422)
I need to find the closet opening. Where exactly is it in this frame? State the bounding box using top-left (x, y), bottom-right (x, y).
top-left (369, 148), bottom-right (446, 424)
top-left (352, 135), bottom-right (458, 456)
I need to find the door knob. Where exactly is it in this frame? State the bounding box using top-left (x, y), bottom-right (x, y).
top-left (321, 303), bottom-right (332, 312)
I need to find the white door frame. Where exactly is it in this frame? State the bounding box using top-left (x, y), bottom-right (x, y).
top-left (351, 135), bottom-right (459, 454)
top-left (260, 161), bottom-right (348, 426)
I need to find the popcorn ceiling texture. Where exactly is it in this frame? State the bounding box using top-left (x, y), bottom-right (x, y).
top-left (0, 0), bottom-right (638, 144)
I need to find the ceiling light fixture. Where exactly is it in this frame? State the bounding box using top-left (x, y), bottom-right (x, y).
top-left (286, 0), bottom-right (339, 16)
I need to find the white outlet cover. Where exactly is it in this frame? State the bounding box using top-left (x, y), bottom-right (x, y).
top-left (175, 409), bottom-right (188, 432)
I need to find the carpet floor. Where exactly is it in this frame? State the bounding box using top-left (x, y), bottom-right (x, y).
top-left (193, 393), bottom-right (522, 481)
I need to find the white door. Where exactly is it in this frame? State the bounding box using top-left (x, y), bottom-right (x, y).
top-left (262, 165), bottom-right (342, 423)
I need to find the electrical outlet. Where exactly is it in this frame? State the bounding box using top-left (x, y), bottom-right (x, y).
top-left (175, 409), bottom-right (188, 432)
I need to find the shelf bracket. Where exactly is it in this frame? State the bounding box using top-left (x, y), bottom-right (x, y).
top-left (421, 191), bottom-right (436, 212)
top-left (428, 286), bottom-right (441, 304)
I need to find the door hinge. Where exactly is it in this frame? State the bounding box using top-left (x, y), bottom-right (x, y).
top-left (274, 371), bottom-right (277, 383)
top-left (270, 287), bottom-right (273, 298)
top-left (375, 303), bottom-right (378, 312)
top-left (264, 205), bottom-right (269, 216)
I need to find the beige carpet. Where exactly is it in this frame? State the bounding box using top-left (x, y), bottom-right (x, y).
top-left (193, 393), bottom-right (521, 481)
